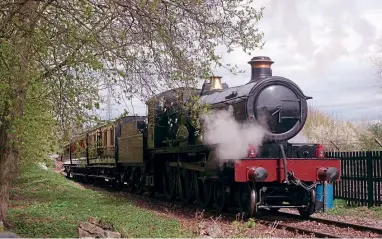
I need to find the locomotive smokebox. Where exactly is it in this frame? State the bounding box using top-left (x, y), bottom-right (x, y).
top-left (248, 56), bottom-right (274, 83)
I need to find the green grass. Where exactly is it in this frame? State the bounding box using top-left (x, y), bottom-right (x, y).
top-left (8, 165), bottom-right (192, 238)
top-left (326, 199), bottom-right (382, 219)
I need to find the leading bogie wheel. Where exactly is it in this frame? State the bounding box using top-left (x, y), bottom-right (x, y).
top-left (238, 183), bottom-right (260, 218)
top-left (298, 189), bottom-right (316, 218)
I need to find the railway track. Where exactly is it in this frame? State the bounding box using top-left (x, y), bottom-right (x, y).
top-left (253, 218), bottom-right (342, 238)
top-left (254, 211), bottom-right (382, 238)
top-left (277, 211), bottom-right (382, 235)
top-left (129, 189), bottom-right (382, 238)
top-left (64, 175), bottom-right (382, 238)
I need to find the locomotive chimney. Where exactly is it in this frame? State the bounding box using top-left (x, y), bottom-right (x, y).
top-left (248, 56), bottom-right (274, 83)
top-left (209, 76), bottom-right (223, 91)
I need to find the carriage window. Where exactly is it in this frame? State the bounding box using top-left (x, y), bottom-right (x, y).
top-left (110, 128), bottom-right (114, 146)
top-left (104, 130), bottom-right (107, 147)
top-left (96, 131), bottom-right (101, 147)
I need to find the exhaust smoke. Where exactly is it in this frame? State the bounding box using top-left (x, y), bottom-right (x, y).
top-left (288, 131), bottom-right (311, 144)
top-left (201, 107), bottom-right (265, 163)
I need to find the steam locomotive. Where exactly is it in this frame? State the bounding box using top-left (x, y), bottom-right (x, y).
top-left (62, 56), bottom-right (341, 218)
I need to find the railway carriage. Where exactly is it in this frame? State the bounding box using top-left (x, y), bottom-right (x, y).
top-left (63, 56), bottom-right (341, 218)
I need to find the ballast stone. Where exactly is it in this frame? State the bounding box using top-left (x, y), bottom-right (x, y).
top-left (0, 232), bottom-right (18, 238)
top-left (104, 230), bottom-right (122, 238)
top-left (87, 217), bottom-right (114, 231)
top-left (0, 221), bottom-right (18, 238)
top-left (78, 222), bottom-right (105, 238)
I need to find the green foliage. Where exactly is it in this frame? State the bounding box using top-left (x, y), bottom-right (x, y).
top-left (230, 217), bottom-right (259, 237)
top-left (246, 218), bottom-right (256, 228)
top-left (358, 122), bottom-right (382, 150)
top-left (0, 0), bottom-right (265, 226)
top-left (1, 0), bottom-right (265, 145)
top-left (13, 83), bottom-right (58, 170)
top-left (8, 165), bottom-right (192, 238)
top-left (183, 94), bottom-right (210, 134)
top-left (0, 38), bottom-right (57, 168)
top-left (117, 109), bottom-right (130, 120)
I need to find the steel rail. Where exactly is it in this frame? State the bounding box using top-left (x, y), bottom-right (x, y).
top-left (254, 218), bottom-right (342, 238)
top-left (275, 211), bottom-right (382, 235)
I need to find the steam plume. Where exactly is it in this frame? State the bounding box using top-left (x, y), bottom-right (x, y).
top-left (201, 107), bottom-right (265, 163)
top-left (288, 131), bottom-right (311, 144)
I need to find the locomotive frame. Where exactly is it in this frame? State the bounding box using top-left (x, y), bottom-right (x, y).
top-left (62, 56), bottom-right (341, 218)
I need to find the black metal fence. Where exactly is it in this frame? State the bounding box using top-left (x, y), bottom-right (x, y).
top-left (326, 151), bottom-right (382, 207)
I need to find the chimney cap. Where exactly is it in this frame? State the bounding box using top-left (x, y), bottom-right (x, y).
top-left (248, 56), bottom-right (274, 65)
top-left (209, 75), bottom-right (222, 79)
top-left (209, 75), bottom-right (223, 91)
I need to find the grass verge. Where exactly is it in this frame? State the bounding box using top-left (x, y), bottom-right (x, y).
top-left (326, 199), bottom-right (382, 219)
top-left (8, 165), bottom-right (192, 238)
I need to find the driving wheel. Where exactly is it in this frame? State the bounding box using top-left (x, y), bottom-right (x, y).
top-left (238, 183), bottom-right (259, 218)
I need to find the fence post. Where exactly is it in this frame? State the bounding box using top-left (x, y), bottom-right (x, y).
top-left (366, 151), bottom-right (373, 208)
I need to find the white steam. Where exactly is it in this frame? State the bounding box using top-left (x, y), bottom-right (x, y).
top-left (201, 107), bottom-right (265, 163)
top-left (288, 131), bottom-right (311, 144)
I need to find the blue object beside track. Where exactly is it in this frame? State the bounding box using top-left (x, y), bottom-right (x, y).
top-left (316, 183), bottom-right (334, 209)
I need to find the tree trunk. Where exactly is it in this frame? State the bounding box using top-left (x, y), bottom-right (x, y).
top-left (0, 93), bottom-right (26, 229)
top-left (0, 96), bottom-right (23, 230)
top-left (0, 0), bottom-right (40, 228)
top-left (0, 147), bottom-right (18, 229)
top-left (0, 99), bottom-right (25, 229)
top-left (0, 0), bottom-right (39, 229)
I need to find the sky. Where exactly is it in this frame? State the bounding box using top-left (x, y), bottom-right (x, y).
top-left (102, 0), bottom-right (382, 122)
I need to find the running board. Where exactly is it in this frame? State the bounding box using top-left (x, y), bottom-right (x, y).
top-left (68, 173), bottom-right (115, 181)
top-left (258, 205), bottom-right (307, 209)
top-left (88, 175), bottom-right (115, 181)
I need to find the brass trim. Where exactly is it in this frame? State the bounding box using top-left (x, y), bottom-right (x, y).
top-left (251, 63), bottom-right (271, 68)
top-left (209, 76), bottom-right (223, 91)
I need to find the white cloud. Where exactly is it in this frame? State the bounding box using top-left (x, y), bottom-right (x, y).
top-left (216, 0), bottom-right (382, 121)
top-left (105, 0), bottom-right (382, 121)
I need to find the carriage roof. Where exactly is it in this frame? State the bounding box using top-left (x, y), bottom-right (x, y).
top-left (145, 87), bottom-right (201, 105)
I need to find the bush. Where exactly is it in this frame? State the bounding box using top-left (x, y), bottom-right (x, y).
top-left (358, 122), bottom-right (382, 151)
top-left (296, 106), bottom-right (367, 151)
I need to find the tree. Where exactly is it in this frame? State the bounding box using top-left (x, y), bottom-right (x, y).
top-left (0, 0), bottom-right (264, 227)
top-left (358, 122), bottom-right (382, 150)
top-left (301, 106), bottom-right (360, 151)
